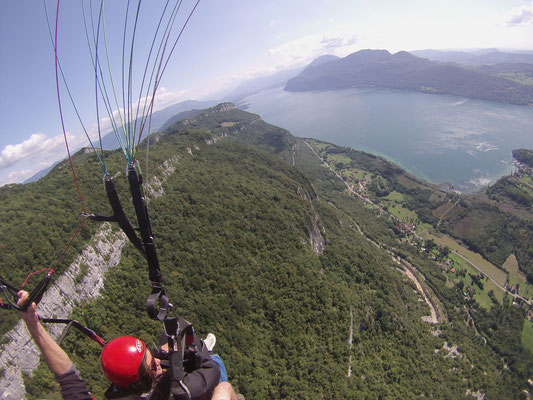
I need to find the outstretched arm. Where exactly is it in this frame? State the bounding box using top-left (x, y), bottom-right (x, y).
top-left (17, 290), bottom-right (73, 376)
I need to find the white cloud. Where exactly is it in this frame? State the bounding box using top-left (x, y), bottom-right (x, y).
top-left (507, 2), bottom-right (533, 27)
top-left (0, 133), bottom-right (65, 169)
top-left (8, 169), bottom-right (34, 183)
top-left (91, 87), bottom-right (194, 139)
top-left (152, 87), bottom-right (194, 110)
top-left (0, 131), bottom-right (86, 186)
top-left (268, 29), bottom-right (358, 68)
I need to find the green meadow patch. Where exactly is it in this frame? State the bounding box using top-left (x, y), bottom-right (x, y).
top-left (384, 191), bottom-right (404, 202)
top-left (522, 319), bottom-right (533, 354)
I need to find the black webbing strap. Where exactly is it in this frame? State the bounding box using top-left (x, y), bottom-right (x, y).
top-left (86, 167), bottom-right (166, 320)
top-left (146, 283), bottom-right (170, 320)
top-left (87, 166), bottom-right (168, 320)
top-left (83, 176), bottom-right (146, 257)
top-left (0, 275), bottom-right (20, 310)
top-left (0, 272), bottom-right (53, 311)
top-left (127, 165), bottom-right (168, 321)
top-left (127, 165), bottom-right (162, 284)
top-left (164, 317), bottom-right (195, 400)
top-left (40, 317), bottom-right (107, 347)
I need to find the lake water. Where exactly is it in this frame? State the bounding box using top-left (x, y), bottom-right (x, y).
top-left (243, 87), bottom-right (533, 192)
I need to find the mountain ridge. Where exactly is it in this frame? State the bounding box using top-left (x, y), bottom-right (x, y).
top-left (285, 49), bottom-right (533, 105)
top-left (1, 103), bottom-right (531, 399)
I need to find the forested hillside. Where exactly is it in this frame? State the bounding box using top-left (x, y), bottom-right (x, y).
top-left (1, 105), bottom-right (531, 399)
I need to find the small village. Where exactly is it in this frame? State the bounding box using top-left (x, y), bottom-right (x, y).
top-left (317, 144), bottom-right (533, 316)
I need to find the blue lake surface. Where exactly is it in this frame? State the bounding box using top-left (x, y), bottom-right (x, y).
top-left (243, 87), bottom-right (533, 192)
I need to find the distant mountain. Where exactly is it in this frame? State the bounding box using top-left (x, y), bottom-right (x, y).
top-left (158, 108), bottom-right (205, 131)
top-left (285, 49), bottom-right (533, 105)
top-left (307, 54), bottom-right (340, 67)
top-left (412, 49), bottom-right (533, 65)
top-left (222, 66), bottom-right (304, 102)
top-left (99, 99), bottom-right (217, 149)
top-left (410, 49), bottom-right (478, 64)
top-left (23, 161), bottom-right (59, 184)
top-left (21, 100), bottom-right (217, 184)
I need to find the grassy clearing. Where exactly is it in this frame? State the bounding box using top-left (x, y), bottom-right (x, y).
top-left (494, 72), bottom-right (533, 85)
top-left (449, 252), bottom-right (469, 270)
top-left (396, 174), bottom-right (422, 190)
top-left (446, 253), bottom-right (503, 307)
top-left (503, 254), bottom-right (532, 297)
top-left (430, 234), bottom-right (507, 286)
top-left (445, 276), bottom-right (454, 288)
top-left (433, 202), bottom-right (456, 219)
top-left (384, 191), bottom-right (404, 202)
top-left (473, 289), bottom-right (493, 310)
top-left (386, 203), bottom-right (418, 223)
top-left (416, 222), bottom-right (433, 235)
top-left (522, 319), bottom-right (533, 354)
top-left (342, 169), bottom-right (370, 182)
top-left (519, 182), bottom-right (533, 196)
top-left (484, 280), bottom-right (504, 303)
top-left (502, 254), bottom-right (519, 274)
top-left (513, 276), bottom-right (533, 299)
top-left (307, 139), bottom-right (330, 151)
top-left (326, 154), bottom-right (352, 166)
top-left (353, 169), bottom-right (370, 180)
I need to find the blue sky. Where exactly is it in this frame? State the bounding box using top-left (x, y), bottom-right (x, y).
top-left (1, 0), bottom-right (533, 186)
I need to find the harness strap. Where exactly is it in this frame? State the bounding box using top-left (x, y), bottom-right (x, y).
top-left (163, 317), bottom-right (195, 399)
top-left (40, 317), bottom-right (107, 347)
top-left (0, 272), bottom-right (53, 311)
top-left (127, 165), bottom-right (162, 284)
top-left (87, 168), bottom-right (167, 320)
top-left (146, 283), bottom-right (170, 320)
top-left (83, 176), bottom-right (146, 257)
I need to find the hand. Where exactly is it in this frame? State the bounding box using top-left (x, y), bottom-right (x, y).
top-left (17, 290), bottom-right (39, 326)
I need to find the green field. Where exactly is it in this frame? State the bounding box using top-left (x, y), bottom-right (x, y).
top-left (386, 203), bottom-right (419, 223)
top-left (473, 289), bottom-right (493, 310)
top-left (494, 72), bottom-right (533, 85)
top-left (353, 169), bottom-right (371, 180)
top-left (384, 191), bottom-right (404, 202)
top-left (430, 233), bottom-right (508, 286)
top-left (342, 169), bottom-right (370, 181)
top-left (433, 202), bottom-right (456, 219)
top-left (522, 319), bottom-right (533, 354)
top-left (326, 153), bottom-right (352, 166)
top-left (447, 252), bottom-right (503, 307)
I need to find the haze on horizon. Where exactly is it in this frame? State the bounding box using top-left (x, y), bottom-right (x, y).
top-left (1, 0), bottom-right (533, 186)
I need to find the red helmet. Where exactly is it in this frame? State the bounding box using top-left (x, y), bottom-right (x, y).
top-left (100, 336), bottom-right (146, 389)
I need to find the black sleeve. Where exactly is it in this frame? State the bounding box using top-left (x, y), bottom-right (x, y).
top-left (55, 365), bottom-right (94, 400)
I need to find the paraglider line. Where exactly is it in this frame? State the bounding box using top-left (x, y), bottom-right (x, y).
top-left (132, 0), bottom-right (201, 165)
top-left (52, 218), bottom-right (87, 270)
top-left (43, 0), bottom-right (107, 175)
top-left (54, 0), bottom-right (86, 213)
top-left (22, 269), bottom-right (55, 288)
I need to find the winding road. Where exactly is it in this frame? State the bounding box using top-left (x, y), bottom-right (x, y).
top-left (303, 140), bottom-right (440, 324)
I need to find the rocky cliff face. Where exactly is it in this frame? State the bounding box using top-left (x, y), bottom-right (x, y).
top-left (179, 102), bottom-right (237, 127)
top-left (0, 153), bottom-right (182, 400)
top-left (0, 225), bottom-right (127, 400)
top-left (0, 107), bottom-right (320, 398)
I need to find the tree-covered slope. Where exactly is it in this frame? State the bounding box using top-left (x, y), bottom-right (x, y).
top-left (285, 49), bottom-right (533, 105)
top-left (1, 104), bottom-right (531, 399)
